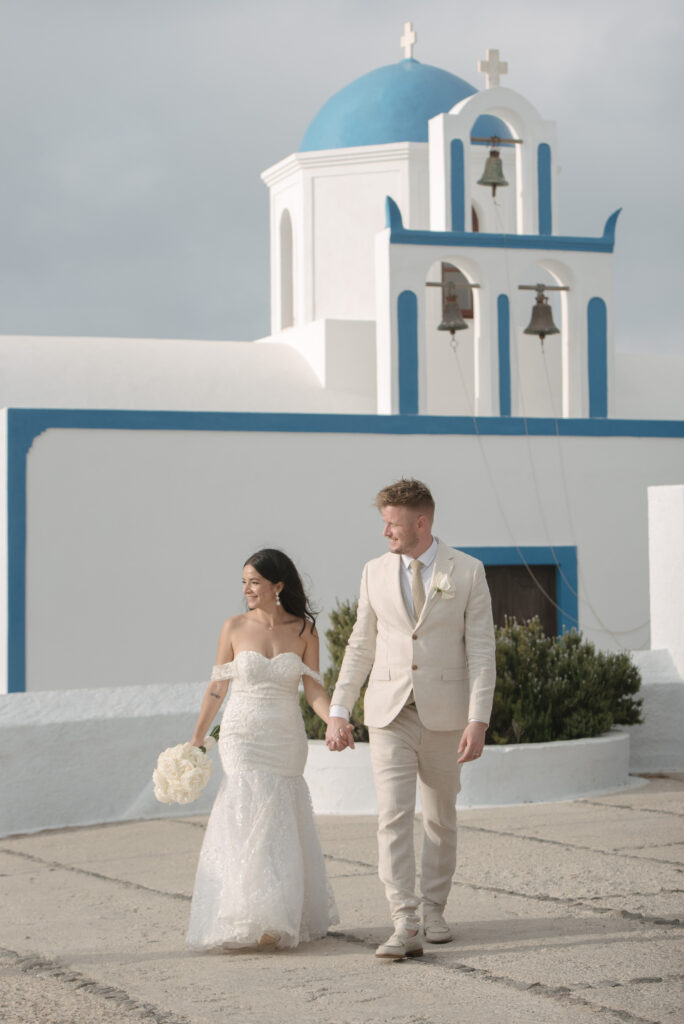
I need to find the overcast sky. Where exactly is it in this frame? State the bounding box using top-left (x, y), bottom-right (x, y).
top-left (1, 0), bottom-right (682, 353)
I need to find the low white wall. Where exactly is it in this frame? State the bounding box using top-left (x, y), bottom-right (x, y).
top-left (306, 732), bottom-right (633, 812)
top-left (0, 681), bottom-right (221, 839)
top-left (625, 650), bottom-right (684, 773)
top-left (0, 682), bottom-right (635, 838)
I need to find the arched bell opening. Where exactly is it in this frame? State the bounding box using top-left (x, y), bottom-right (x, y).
top-left (424, 257), bottom-right (481, 415)
top-left (279, 209), bottom-right (294, 330)
top-left (469, 112), bottom-right (519, 234)
top-left (513, 262), bottom-right (570, 417)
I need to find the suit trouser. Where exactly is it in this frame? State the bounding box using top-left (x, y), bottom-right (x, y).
top-left (369, 705), bottom-right (463, 929)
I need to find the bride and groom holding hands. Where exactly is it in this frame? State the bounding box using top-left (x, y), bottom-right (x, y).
top-left (186, 478), bottom-right (496, 960)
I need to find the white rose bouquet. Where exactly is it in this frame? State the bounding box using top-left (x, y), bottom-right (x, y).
top-left (153, 726), bottom-right (220, 805)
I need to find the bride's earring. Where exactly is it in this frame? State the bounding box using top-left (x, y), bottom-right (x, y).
top-left (275, 592), bottom-right (281, 606)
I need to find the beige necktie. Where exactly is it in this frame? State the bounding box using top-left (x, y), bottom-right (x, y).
top-left (410, 559), bottom-right (426, 621)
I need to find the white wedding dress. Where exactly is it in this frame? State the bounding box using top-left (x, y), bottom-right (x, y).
top-left (186, 651), bottom-right (338, 950)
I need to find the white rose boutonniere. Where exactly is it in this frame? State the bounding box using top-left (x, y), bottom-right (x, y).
top-left (433, 572), bottom-right (455, 598)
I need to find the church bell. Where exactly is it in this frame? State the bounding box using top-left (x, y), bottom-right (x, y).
top-left (438, 285), bottom-right (468, 336)
top-left (477, 148), bottom-right (508, 197)
top-left (523, 291), bottom-right (560, 342)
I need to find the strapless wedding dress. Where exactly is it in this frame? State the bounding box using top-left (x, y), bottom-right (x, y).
top-left (186, 651), bottom-right (338, 950)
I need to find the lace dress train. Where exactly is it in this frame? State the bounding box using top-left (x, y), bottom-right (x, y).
top-left (186, 651), bottom-right (338, 950)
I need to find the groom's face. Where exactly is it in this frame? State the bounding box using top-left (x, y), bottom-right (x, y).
top-left (381, 504), bottom-right (422, 555)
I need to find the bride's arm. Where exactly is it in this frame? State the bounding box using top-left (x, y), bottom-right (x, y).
top-left (189, 618), bottom-right (235, 747)
top-left (301, 628), bottom-right (331, 725)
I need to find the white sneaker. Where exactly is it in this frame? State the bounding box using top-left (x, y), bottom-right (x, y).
top-left (423, 910), bottom-right (453, 944)
top-left (375, 929), bottom-right (423, 961)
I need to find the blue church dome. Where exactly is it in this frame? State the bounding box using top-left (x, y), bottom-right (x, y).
top-left (300, 58), bottom-right (510, 152)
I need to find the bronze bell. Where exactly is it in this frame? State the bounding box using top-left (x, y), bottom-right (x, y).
top-left (523, 292), bottom-right (560, 342)
top-left (438, 286), bottom-right (468, 336)
top-left (477, 149), bottom-right (508, 197)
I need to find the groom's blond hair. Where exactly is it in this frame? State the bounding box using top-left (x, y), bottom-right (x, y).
top-left (374, 479), bottom-right (435, 516)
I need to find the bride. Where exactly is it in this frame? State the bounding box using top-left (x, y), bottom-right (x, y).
top-left (186, 548), bottom-right (340, 950)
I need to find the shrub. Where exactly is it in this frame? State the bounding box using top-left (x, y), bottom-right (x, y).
top-left (488, 617), bottom-right (643, 744)
top-left (302, 604), bottom-right (643, 745)
top-left (300, 600), bottom-right (369, 742)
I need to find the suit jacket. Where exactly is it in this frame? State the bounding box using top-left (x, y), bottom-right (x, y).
top-left (331, 541), bottom-right (496, 731)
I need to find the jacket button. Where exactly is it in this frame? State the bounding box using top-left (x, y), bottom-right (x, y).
top-left (412, 664), bottom-right (418, 670)
top-left (412, 633), bottom-right (418, 640)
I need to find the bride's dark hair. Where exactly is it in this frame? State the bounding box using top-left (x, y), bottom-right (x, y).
top-left (244, 548), bottom-right (316, 635)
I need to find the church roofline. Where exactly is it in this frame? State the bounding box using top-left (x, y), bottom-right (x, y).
top-left (260, 142), bottom-right (427, 187)
top-left (384, 196), bottom-right (622, 253)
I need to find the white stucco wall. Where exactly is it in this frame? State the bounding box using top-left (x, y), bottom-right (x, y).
top-left (4, 424), bottom-right (682, 695)
top-left (262, 144), bottom-right (430, 330)
top-left (648, 484), bottom-right (684, 671)
top-left (0, 335), bottom-right (376, 414)
top-left (256, 319), bottom-right (376, 403)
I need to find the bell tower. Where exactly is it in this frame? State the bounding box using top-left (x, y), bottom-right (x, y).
top-left (373, 48), bottom-right (619, 419)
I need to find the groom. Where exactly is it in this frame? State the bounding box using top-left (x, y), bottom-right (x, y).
top-left (326, 479), bottom-right (496, 960)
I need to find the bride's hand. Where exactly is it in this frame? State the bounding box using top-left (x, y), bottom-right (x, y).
top-left (325, 716), bottom-right (355, 751)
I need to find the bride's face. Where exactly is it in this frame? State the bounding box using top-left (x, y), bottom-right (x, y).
top-left (242, 564), bottom-right (281, 610)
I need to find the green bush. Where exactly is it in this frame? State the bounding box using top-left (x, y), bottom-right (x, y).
top-left (300, 600), bottom-right (369, 742)
top-left (301, 604), bottom-right (643, 745)
top-left (488, 617), bottom-right (643, 744)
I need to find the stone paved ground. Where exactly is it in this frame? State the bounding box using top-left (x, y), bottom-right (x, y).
top-left (0, 775), bottom-right (682, 1024)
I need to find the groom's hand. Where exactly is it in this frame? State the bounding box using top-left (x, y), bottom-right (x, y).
top-left (457, 721), bottom-right (487, 763)
top-left (326, 716), bottom-right (355, 751)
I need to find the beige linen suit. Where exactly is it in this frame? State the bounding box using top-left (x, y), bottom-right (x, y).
top-left (332, 541), bottom-right (496, 926)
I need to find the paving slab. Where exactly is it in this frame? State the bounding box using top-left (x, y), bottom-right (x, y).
top-left (0, 776), bottom-right (682, 1024)
top-left (462, 806), bottom-right (681, 853)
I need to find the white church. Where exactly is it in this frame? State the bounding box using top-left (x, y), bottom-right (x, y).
top-left (1, 27), bottom-right (683, 704)
top-left (1, 25), bottom-right (683, 836)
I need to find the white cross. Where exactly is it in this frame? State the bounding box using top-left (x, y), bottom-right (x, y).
top-left (478, 48), bottom-right (508, 89)
top-left (401, 21), bottom-right (417, 59)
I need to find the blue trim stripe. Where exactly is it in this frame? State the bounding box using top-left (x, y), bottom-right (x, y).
top-left (384, 196), bottom-right (621, 253)
top-left (460, 545), bottom-right (578, 634)
top-left (7, 409), bottom-right (684, 440)
top-left (450, 139), bottom-right (465, 232)
top-left (497, 294), bottom-right (511, 416)
top-left (588, 298), bottom-right (608, 418)
top-left (7, 422), bottom-right (30, 693)
top-left (397, 291), bottom-right (419, 415)
top-left (537, 143), bottom-right (552, 235)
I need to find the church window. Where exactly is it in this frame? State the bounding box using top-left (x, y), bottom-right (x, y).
top-left (485, 564), bottom-right (558, 636)
top-left (280, 209), bottom-right (294, 329)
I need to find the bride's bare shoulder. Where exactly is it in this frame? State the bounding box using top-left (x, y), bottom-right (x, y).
top-left (300, 618), bottom-right (318, 640)
top-left (218, 613), bottom-right (250, 637)
top-left (215, 614), bottom-right (250, 664)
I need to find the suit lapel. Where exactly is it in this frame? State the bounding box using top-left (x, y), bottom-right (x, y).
top-left (415, 540), bottom-right (455, 628)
